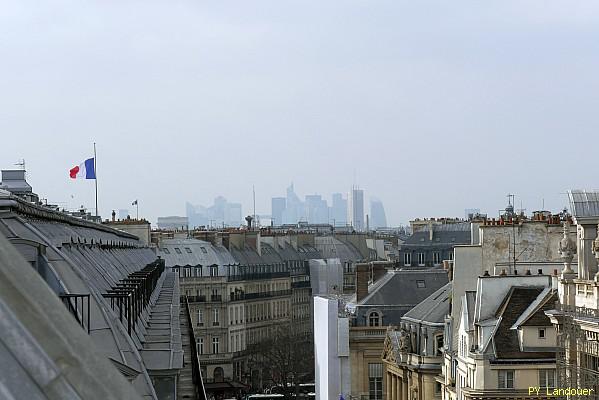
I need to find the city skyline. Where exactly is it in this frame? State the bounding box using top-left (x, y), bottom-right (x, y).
top-left (2, 1), bottom-right (598, 226)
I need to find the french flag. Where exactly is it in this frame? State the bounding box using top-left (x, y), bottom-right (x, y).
top-left (69, 158), bottom-right (96, 179)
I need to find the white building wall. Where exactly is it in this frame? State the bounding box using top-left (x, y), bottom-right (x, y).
top-left (314, 296), bottom-right (350, 400)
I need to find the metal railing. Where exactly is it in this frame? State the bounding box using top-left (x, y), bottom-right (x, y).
top-left (102, 258), bottom-right (165, 335)
top-left (559, 303), bottom-right (599, 320)
top-left (231, 289), bottom-right (292, 301)
top-left (184, 296), bottom-right (207, 400)
top-left (59, 293), bottom-right (91, 334)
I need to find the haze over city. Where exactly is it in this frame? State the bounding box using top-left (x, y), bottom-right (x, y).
top-left (2, 1), bottom-right (599, 225)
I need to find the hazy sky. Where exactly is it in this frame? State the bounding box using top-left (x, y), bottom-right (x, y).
top-left (2, 1), bottom-right (599, 226)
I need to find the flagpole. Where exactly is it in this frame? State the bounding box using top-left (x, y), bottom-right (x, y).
top-left (94, 142), bottom-right (98, 217)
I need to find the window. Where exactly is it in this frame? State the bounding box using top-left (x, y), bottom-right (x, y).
top-left (433, 252), bottom-right (441, 265)
top-left (435, 335), bottom-right (444, 356)
top-left (448, 252), bottom-right (454, 261)
top-left (200, 247), bottom-right (208, 254)
top-left (213, 308), bottom-right (219, 326)
top-left (196, 337), bottom-right (203, 354)
top-left (197, 309), bottom-right (203, 326)
top-left (162, 248), bottom-right (170, 254)
top-left (417, 280), bottom-right (426, 288)
top-left (368, 311), bottom-right (380, 327)
top-left (418, 253), bottom-right (425, 266)
top-left (539, 369), bottom-right (555, 388)
top-left (404, 253), bottom-right (411, 266)
top-left (212, 337), bottom-right (219, 354)
top-left (498, 370), bottom-right (514, 389)
top-left (538, 328), bottom-right (546, 339)
top-left (368, 363), bottom-right (383, 400)
top-left (175, 248), bottom-right (182, 254)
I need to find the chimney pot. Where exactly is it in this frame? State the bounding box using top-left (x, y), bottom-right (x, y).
top-left (500, 268), bottom-right (507, 276)
top-left (483, 270), bottom-right (490, 277)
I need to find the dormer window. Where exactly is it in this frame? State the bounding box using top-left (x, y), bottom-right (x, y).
top-left (368, 311), bottom-right (381, 327)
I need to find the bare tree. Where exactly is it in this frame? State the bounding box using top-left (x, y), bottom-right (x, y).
top-left (246, 322), bottom-right (314, 397)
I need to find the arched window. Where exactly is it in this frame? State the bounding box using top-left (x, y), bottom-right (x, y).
top-left (368, 311), bottom-right (380, 327)
top-left (213, 367), bottom-right (224, 382)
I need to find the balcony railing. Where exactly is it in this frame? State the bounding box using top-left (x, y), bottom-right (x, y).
top-left (291, 281), bottom-right (311, 289)
top-left (237, 289), bottom-right (292, 301)
top-left (59, 293), bottom-right (91, 334)
top-left (186, 295), bottom-right (207, 303)
top-left (559, 303), bottom-right (599, 320)
top-left (349, 326), bottom-right (387, 340)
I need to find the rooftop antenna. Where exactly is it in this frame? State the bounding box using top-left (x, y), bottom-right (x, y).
top-left (15, 159), bottom-right (25, 170)
top-left (253, 185), bottom-right (256, 228)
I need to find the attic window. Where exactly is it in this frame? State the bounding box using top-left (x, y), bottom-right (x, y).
top-left (538, 328), bottom-right (546, 339)
top-left (416, 280), bottom-right (426, 288)
top-left (175, 248), bottom-right (182, 254)
top-left (185, 247), bottom-right (192, 253)
top-left (162, 248), bottom-right (170, 254)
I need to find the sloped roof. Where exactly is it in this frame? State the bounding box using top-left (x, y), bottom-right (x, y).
top-left (402, 223), bottom-right (471, 247)
top-left (0, 208), bottom-right (165, 397)
top-left (493, 287), bottom-right (555, 360)
top-left (157, 238), bottom-right (236, 269)
top-left (359, 268), bottom-right (449, 307)
top-left (314, 236), bottom-right (364, 263)
top-left (569, 190), bottom-right (599, 218)
top-left (0, 233), bottom-right (144, 400)
top-left (402, 282), bottom-right (452, 324)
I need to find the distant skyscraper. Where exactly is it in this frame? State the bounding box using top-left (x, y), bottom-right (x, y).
top-left (305, 194), bottom-right (329, 224)
top-left (330, 193), bottom-right (347, 226)
top-left (370, 198), bottom-right (388, 229)
top-left (283, 183), bottom-right (304, 224)
top-left (271, 197), bottom-right (286, 226)
top-left (186, 196), bottom-right (242, 228)
top-left (348, 187), bottom-right (365, 231)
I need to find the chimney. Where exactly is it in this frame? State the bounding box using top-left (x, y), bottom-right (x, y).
top-left (500, 268), bottom-right (507, 276)
top-left (371, 261), bottom-right (388, 283)
top-left (356, 263), bottom-right (370, 302)
top-left (483, 270), bottom-right (490, 277)
top-left (429, 222), bottom-right (434, 241)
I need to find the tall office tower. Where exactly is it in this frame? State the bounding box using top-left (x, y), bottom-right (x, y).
top-left (283, 183), bottom-right (304, 224)
top-left (305, 194), bottom-right (329, 224)
top-left (348, 187), bottom-right (365, 231)
top-left (224, 202), bottom-right (242, 227)
top-left (271, 197), bottom-right (286, 226)
top-left (370, 197), bottom-right (388, 229)
top-left (330, 193), bottom-right (347, 226)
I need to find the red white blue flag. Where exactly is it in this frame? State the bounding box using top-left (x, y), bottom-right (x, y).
top-left (69, 158), bottom-right (96, 179)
